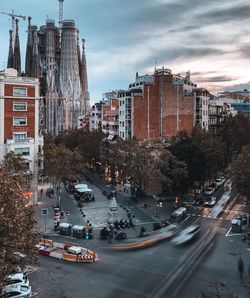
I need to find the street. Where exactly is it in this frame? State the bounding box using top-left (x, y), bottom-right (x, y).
top-left (30, 177), bottom-right (250, 298)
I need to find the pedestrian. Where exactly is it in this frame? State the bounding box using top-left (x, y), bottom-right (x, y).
top-left (40, 188), bottom-right (43, 197)
top-left (238, 257), bottom-right (244, 282)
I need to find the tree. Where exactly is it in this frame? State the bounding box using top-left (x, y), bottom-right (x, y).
top-left (54, 129), bottom-right (104, 167)
top-left (159, 150), bottom-right (188, 193)
top-left (220, 113), bottom-right (250, 162)
top-left (192, 126), bottom-right (226, 178)
top-left (230, 145), bottom-right (250, 197)
top-left (44, 145), bottom-right (86, 188)
top-left (3, 151), bottom-right (30, 186)
top-left (169, 131), bottom-right (208, 187)
top-left (0, 167), bottom-right (39, 284)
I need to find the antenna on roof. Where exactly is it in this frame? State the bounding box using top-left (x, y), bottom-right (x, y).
top-left (154, 57), bottom-right (158, 70)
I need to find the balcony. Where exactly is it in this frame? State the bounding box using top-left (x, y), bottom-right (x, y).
top-left (6, 138), bottom-right (35, 145)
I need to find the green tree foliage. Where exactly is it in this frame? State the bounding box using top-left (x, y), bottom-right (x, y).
top-left (230, 145), bottom-right (250, 197)
top-left (159, 150), bottom-right (188, 193)
top-left (220, 113), bottom-right (250, 161)
top-left (54, 129), bottom-right (104, 166)
top-left (192, 126), bottom-right (226, 178)
top-left (106, 139), bottom-right (187, 193)
top-left (169, 131), bottom-right (208, 186)
top-left (44, 145), bottom-right (85, 187)
top-left (0, 168), bottom-right (39, 284)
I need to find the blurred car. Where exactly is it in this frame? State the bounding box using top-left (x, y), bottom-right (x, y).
top-left (203, 196), bottom-right (216, 207)
top-left (215, 177), bottom-right (225, 187)
top-left (171, 224), bottom-right (200, 245)
top-left (204, 187), bottom-right (215, 196)
top-left (2, 284), bottom-right (31, 298)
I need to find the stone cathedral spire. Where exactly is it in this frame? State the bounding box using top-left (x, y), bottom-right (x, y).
top-left (80, 38), bottom-right (90, 111)
top-left (31, 26), bottom-right (40, 78)
top-left (7, 30), bottom-right (14, 68)
top-left (13, 19), bottom-right (21, 74)
top-left (25, 17), bottom-right (33, 77)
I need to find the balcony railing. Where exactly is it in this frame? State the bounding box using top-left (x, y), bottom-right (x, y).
top-left (6, 138), bottom-right (35, 145)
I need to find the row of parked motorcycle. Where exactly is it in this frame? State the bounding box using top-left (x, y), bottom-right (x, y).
top-left (100, 219), bottom-right (136, 240)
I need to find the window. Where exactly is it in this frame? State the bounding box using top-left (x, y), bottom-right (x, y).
top-left (13, 132), bottom-right (27, 140)
top-left (13, 102), bottom-right (27, 111)
top-left (13, 117), bottom-right (27, 126)
top-left (13, 87), bottom-right (27, 96)
top-left (14, 147), bottom-right (30, 156)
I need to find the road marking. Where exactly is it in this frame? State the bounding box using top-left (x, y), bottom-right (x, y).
top-left (31, 292), bottom-right (39, 297)
top-left (173, 242), bottom-right (214, 297)
top-left (225, 227), bottom-right (232, 237)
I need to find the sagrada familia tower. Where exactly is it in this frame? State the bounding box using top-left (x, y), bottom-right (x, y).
top-left (7, 14), bottom-right (90, 135)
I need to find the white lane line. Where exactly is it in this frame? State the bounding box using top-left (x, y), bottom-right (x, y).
top-left (225, 227), bottom-right (232, 237)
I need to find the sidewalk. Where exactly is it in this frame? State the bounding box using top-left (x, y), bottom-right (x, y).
top-left (85, 171), bottom-right (173, 223)
top-left (35, 183), bottom-right (57, 234)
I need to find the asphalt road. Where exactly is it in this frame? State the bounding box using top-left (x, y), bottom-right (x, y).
top-left (31, 179), bottom-right (249, 298)
top-left (30, 210), bottom-right (250, 298)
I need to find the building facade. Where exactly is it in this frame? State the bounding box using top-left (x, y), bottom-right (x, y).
top-left (89, 103), bottom-right (102, 131)
top-left (102, 98), bottom-right (119, 140)
top-left (0, 68), bottom-right (43, 204)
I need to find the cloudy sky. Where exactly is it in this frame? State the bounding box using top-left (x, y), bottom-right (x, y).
top-left (0, 0), bottom-right (249, 101)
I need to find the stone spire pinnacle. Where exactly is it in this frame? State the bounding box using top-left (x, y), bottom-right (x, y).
top-left (13, 19), bottom-right (21, 74)
top-left (78, 38), bottom-right (90, 114)
top-left (31, 26), bottom-right (39, 78)
top-left (80, 38), bottom-right (90, 101)
top-left (7, 30), bottom-right (14, 68)
top-left (25, 16), bottom-right (33, 76)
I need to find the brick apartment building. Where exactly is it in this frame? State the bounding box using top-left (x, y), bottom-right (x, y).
top-left (0, 68), bottom-right (43, 204)
top-left (118, 67), bottom-right (209, 141)
top-left (102, 98), bottom-right (119, 140)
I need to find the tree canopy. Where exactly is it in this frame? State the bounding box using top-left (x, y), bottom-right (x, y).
top-left (230, 145), bottom-right (250, 197)
top-left (0, 161), bottom-right (39, 284)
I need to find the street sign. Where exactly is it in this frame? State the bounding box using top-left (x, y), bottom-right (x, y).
top-left (66, 210), bottom-right (71, 216)
top-left (41, 208), bottom-right (48, 216)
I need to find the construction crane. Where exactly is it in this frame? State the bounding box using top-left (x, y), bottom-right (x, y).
top-left (0, 9), bottom-right (26, 48)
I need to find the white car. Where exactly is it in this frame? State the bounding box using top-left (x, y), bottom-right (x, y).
top-left (215, 177), bottom-right (225, 187)
top-left (7, 272), bottom-right (29, 287)
top-left (171, 207), bottom-right (187, 218)
top-left (171, 225), bottom-right (200, 245)
top-left (204, 187), bottom-right (215, 196)
top-left (203, 196), bottom-right (217, 207)
top-left (2, 284), bottom-right (31, 297)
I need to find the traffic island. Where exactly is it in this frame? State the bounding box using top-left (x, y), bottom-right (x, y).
top-left (36, 239), bottom-right (99, 263)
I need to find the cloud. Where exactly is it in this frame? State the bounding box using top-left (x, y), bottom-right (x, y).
top-left (195, 75), bottom-right (239, 83)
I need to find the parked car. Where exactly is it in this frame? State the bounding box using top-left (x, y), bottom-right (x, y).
top-left (2, 284), bottom-right (31, 298)
top-left (236, 214), bottom-right (247, 226)
top-left (215, 177), bottom-right (225, 187)
top-left (171, 207), bottom-right (187, 220)
top-left (7, 273), bottom-right (29, 287)
top-left (204, 187), bottom-right (215, 196)
top-left (203, 196), bottom-right (217, 207)
top-left (171, 224), bottom-right (200, 245)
